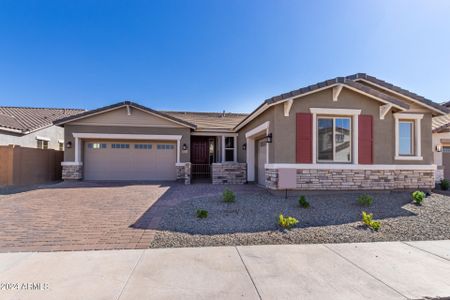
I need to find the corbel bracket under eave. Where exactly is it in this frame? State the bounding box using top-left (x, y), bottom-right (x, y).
top-left (379, 104), bottom-right (392, 120)
top-left (332, 84), bottom-right (344, 102)
top-left (126, 105), bottom-right (132, 116)
top-left (284, 99), bottom-right (293, 117)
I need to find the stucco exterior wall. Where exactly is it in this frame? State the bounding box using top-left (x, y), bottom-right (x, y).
top-left (237, 107), bottom-right (275, 163)
top-left (237, 87), bottom-right (433, 165)
top-left (63, 124), bottom-right (191, 162)
top-left (0, 125), bottom-right (64, 150)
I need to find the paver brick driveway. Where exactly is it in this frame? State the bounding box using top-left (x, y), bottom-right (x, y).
top-left (0, 181), bottom-right (259, 252)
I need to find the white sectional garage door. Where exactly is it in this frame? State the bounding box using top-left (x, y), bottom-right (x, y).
top-left (84, 141), bottom-right (176, 181)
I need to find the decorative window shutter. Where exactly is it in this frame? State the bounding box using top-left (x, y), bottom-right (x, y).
top-left (358, 115), bottom-right (373, 164)
top-left (296, 113), bottom-right (313, 163)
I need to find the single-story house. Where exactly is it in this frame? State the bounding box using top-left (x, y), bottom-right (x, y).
top-left (432, 102), bottom-right (450, 181)
top-left (0, 106), bottom-right (84, 150)
top-left (54, 73), bottom-right (448, 190)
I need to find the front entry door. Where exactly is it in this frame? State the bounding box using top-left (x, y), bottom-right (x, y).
top-left (257, 139), bottom-right (267, 186)
top-left (191, 136), bottom-right (212, 178)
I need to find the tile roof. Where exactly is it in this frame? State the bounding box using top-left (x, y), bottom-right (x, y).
top-left (346, 73), bottom-right (449, 114)
top-left (54, 101), bottom-right (199, 129)
top-left (0, 106), bottom-right (85, 134)
top-left (433, 114), bottom-right (450, 132)
top-left (163, 111), bottom-right (248, 131)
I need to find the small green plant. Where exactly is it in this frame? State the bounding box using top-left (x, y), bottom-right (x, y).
top-left (411, 191), bottom-right (425, 206)
top-left (298, 195), bottom-right (310, 208)
top-left (357, 194), bottom-right (373, 207)
top-left (223, 188), bottom-right (236, 203)
top-left (440, 179), bottom-right (449, 191)
top-left (361, 211), bottom-right (381, 231)
top-left (278, 214), bottom-right (299, 230)
top-left (196, 209), bottom-right (208, 218)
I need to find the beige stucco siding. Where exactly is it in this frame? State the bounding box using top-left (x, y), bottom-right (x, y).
top-left (0, 125), bottom-right (64, 150)
top-left (63, 124), bottom-right (191, 162)
top-left (237, 107), bottom-right (275, 163)
top-left (238, 87), bottom-right (433, 165)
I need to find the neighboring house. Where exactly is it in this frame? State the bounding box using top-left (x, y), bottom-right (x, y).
top-left (0, 107), bottom-right (84, 150)
top-left (54, 73), bottom-right (448, 190)
top-left (432, 101), bottom-right (450, 181)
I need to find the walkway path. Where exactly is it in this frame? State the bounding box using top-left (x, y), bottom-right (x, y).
top-left (1, 240), bottom-right (450, 299)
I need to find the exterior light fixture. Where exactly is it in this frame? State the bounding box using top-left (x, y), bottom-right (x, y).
top-left (182, 143), bottom-right (188, 151)
top-left (436, 145), bottom-right (443, 152)
top-left (242, 143), bottom-right (247, 151)
top-left (266, 133), bottom-right (273, 143)
top-left (66, 141), bottom-right (72, 149)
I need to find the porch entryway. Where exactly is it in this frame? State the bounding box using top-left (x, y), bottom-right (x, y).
top-left (191, 136), bottom-right (216, 182)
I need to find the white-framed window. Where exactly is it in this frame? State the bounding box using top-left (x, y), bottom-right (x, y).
top-left (317, 116), bottom-right (352, 163)
top-left (224, 136), bottom-right (235, 162)
top-left (88, 143), bottom-right (107, 149)
top-left (37, 139), bottom-right (49, 149)
top-left (394, 113), bottom-right (423, 160)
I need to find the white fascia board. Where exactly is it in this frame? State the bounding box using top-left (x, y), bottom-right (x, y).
top-left (192, 131), bottom-right (238, 136)
top-left (36, 136), bottom-right (51, 141)
top-left (245, 121), bottom-right (270, 138)
top-left (393, 113), bottom-right (424, 120)
top-left (309, 108), bottom-right (361, 115)
top-left (234, 103), bottom-right (270, 131)
top-left (265, 163), bottom-right (436, 170)
top-left (355, 78), bottom-right (446, 115)
top-left (72, 133), bottom-right (182, 140)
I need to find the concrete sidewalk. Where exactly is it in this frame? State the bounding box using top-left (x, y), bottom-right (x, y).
top-left (0, 241), bottom-right (450, 300)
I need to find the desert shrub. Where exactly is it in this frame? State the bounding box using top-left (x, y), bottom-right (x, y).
top-left (411, 191), bottom-right (425, 205)
top-left (357, 194), bottom-right (373, 207)
top-left (298, 195), bottom-right (310, 208)
top-left (196, 209), bottom-right (208, 218)
top-left (223, 188), bottom-right (236, 203)
top-left (440, 179), bottom-right (449, 191)
top-left (361, 211), bottom-right (381, 231)
top-left (278, 214), bottom-right (299, 230)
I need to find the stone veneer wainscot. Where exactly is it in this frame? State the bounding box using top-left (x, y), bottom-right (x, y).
top-left (212, 163), bottom-right (247, 184)
top-left (62, 163), bottom-right (83, 180)
top-left (266, 167), bottom-right (435, 190)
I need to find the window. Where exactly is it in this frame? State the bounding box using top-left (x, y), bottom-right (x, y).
top-left (317, 117), bottom-right (351, 162)
top-left (398, 121), bottom-right (414, 156)
top-left (111, 144), bottom-right (129, 149)
top-left (134, 144), bottom-right (152, 149)
top-left (224, 136), bottom-right (235, 162)
top-left (394, 113), bottom-right (423, 160)
top-left (88, 143), bottom-right (107, 149)
top-left (157, 144), bottom-right (175, 150)
top-left (59, 142), bottom-right (64, 151)
top-left (37, 139), bottom-right (49, 149)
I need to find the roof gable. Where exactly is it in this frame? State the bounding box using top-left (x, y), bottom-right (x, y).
top-left (54, 101), bottom-right (197, 129)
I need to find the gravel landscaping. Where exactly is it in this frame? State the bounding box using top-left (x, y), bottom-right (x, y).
top-left (149, 189), bottom-right (450, 248)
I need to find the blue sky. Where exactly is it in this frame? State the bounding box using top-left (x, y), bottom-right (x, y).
top-left (0, 0), bottom-right (449, 113)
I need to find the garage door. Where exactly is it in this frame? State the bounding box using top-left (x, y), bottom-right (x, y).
top-left (84, 141), bottom-right (177, 181)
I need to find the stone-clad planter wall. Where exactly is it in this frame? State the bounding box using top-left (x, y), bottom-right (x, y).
top-left (176, 162), bottom-right (191, 184)
top-left (266, 167), bottom-right (435, 190)
top-left (62, 163), bottom-right (83, 180)
top-left (212, 163), bottom-right (247, 184)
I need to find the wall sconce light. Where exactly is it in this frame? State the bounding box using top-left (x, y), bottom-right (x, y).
top-left (242, 143), bottom-right (247, 151)
top-left (66, 141), bottom-right (72, 149)
top-left (436, 145), bottom-right (443, 152)
top-left (266, 133), bottom-right (273, 143)
top-left (182, 143), bottom-right (188, 151)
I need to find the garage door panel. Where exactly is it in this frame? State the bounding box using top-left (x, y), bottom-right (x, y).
top-left (84, 141), bottom-right (176, 181)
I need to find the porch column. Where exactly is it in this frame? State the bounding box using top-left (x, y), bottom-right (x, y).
top-left (176, 138), bottom-right (181, 163)
top-left (246, 138), bottom-right (255, 181)
top-left (74, 137), bottom-right (81, 163)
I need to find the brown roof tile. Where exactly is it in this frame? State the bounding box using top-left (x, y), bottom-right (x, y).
top-left (0, 106), bottom-right (85, 133)
top-left (162, 111), bottom-right (248, 130)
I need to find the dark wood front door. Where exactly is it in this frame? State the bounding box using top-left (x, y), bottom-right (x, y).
top-left (191, 136), bottom-right (213, 178)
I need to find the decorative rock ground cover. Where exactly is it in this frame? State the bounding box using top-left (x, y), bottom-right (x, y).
top-left (149, 189), bottom-right (450, 248)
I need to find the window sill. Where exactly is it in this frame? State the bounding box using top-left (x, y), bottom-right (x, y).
top-left (394, 156), bottom-right (423, 161)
